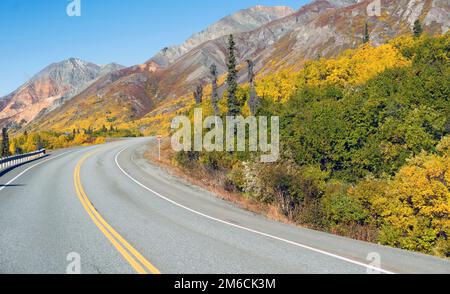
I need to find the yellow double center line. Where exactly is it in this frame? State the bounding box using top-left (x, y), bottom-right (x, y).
top-left (74, 152), bottom-right (161, 274)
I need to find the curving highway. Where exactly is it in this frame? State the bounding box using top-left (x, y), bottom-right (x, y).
top-left (0, 138), bottom-right (449, 274)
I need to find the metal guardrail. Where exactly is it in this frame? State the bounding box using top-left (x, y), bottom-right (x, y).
top-left (0, 149), bottom-right (46, 172)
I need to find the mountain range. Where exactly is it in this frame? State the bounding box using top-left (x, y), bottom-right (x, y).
top-left (0, 58), bottom-right (124, 128)
top-left (150, 5), bottom-right (296, 67)
top-left (1, 0), bottom-right (449, 133)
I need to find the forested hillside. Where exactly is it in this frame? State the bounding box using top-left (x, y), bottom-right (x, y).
top-left (172, 33), bottom-right (450, 257)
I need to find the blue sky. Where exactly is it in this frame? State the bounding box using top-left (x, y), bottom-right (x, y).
top-left (0, 0), bottom-right (308, 96)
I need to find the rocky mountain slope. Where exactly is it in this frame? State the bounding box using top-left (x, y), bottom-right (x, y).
top-left (0, 58), bottom-right (123, 128)
top-left (150, 5), bottom-right (295, 67)
top-left (150, 0), bottom-right (450, 98)
top-left (22, 0), bottom-right (450, 133)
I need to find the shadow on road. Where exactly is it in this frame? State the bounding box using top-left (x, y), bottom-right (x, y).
top-left (0, 154), bottom-right (50, 178)
top-left (0, 184), bottom-right (25, 188)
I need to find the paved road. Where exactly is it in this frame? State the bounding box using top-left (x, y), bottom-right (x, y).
top-left (0, 138), bottom-right (449, 274)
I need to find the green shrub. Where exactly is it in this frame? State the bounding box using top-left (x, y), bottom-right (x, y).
top-left (322, 192), bottom-right (369, 226)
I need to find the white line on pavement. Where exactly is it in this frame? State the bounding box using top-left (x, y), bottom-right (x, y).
top-left (114, 145), bottom-right (395, 275)
top-left (0, 151), bottom-right (72, 192)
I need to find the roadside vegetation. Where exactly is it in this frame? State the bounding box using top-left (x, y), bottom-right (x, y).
top-left (168, 33), bottom-right (450, 258)
top-left (3, 127), bottom-right (141, 154)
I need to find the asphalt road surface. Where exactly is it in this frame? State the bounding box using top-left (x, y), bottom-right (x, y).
top-left (0, 138), bottom-right (449, 274)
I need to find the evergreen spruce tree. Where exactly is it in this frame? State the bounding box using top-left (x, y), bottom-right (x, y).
top-left (193, 85), bottom-right (203, 105)
top-left (363, 22), bottom-right (370, 44)
top-left (1, 128), bottom-right (10, 157)
top-left (210, 64), bottom-right (220, 116)
top-left (226, 34), bottom-right (240, 116)
top-left (413, 19), bottom-right (423, 38)
top-left (246, 59), bottom-right (259, 116)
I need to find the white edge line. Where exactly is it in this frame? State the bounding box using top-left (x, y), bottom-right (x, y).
top-left (115, 146), bottom-right (396, 275)
top-left (0, 151), bottom-right (72, 192)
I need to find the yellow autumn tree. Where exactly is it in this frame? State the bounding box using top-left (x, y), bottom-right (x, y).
top-left (255, 68), bottom-right (300, 103)
top-left (72, 133), bottom-right (90, 146)
top-left (22, 133), bottom-right (42, 153)
top-left (94, 137), bottom-right (106, 145)
top-left (9, 141), bottom-right (17, 155)
top-left (349, 136), bottom-right (450, 257)
top-left (255, 40), bottom-right (411, 103)
top-left (378, 137), bottom-right (450, 256)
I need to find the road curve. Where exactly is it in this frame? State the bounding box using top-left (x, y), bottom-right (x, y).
top-left (0, 138), bottom-right (449, 274)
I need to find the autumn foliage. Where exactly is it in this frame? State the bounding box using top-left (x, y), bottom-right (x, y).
top-left (174, 34), bottom-right (450, 257)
